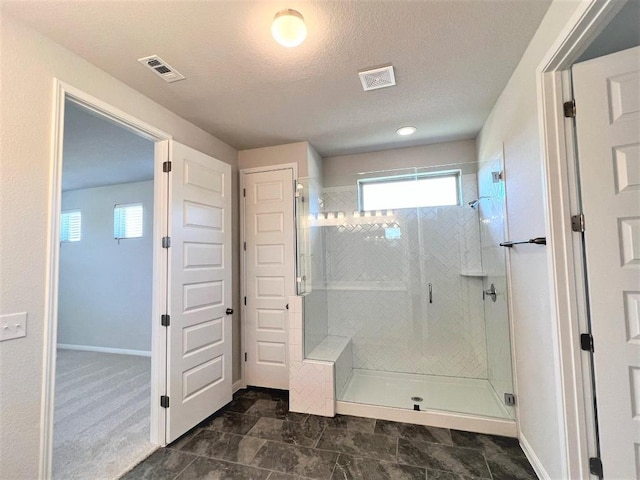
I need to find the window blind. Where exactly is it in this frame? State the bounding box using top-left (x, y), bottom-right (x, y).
top-left (114, 203), bottom-right (143, 239)
top-left (60, 211), bottom-right (82, 242)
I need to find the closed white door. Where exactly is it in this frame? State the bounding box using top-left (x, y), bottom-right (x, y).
top-left (166, 142), bottom-right (232, 442)
top-left (243, 169), bottom-right (295, 390)
top-left (573, 46), bottom-right (640, 479)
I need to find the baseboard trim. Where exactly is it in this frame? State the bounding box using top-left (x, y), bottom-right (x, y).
top-left (232, 380), bottom-right (245, 394)
top-left (57, 343), bottom-right (151, 357)
top-left (520, 433), bottom-right (549, 480)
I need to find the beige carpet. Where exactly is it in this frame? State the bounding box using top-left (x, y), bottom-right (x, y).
top-left (53, 349), bottom-right (157, 480)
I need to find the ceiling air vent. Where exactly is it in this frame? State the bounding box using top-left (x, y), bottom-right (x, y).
top-left (138, 55), bottom-right (185, 83)
top-left (358, 65), bottom-right (396, 91)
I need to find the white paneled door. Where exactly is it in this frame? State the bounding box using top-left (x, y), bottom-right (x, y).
top-left (573, 46), bottom-right (640, 479)
top-left (244, 168), bottom-right (295, 390)
top-left (166, 142), bottom-right (232, 443)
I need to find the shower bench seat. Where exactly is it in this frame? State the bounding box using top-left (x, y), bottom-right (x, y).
top-left (306, 335), bottom-right (350, 362)
top-left (306, 335), bottom-right (353, 400)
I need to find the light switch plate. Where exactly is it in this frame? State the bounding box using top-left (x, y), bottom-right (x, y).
top-left (0, 312), bottom-right (27, 341)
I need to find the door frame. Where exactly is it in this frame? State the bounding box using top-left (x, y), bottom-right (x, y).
top-left (537, 0), bottom-right (627, 477)
top-left (239, 163), bottom-right (298, 389)
top-left (40, 80), bottom-right (172, 478)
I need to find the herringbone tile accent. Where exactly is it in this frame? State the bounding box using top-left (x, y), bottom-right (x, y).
top-left (316, 175), bottom-right (489, 379)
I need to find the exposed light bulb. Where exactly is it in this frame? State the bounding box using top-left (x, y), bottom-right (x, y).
top-left (272, 9), bottom-right (307, 47)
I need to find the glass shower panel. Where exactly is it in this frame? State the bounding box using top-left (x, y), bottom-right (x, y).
top-left (295, 177), bottom-right (329, 357)
top-left (477, 154), bottom-right (515, 419)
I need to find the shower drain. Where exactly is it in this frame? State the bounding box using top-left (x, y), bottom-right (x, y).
top-left (411, 396), bottom-right (423, 402)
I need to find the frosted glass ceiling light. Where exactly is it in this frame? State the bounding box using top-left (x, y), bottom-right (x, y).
top-left (396, 126), bottom-right (417, 136)
top-left (272, 9), bottom-right (307, 47)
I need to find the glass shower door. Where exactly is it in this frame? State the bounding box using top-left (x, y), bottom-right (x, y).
top-left (477, 153), bottom-right (515, 419)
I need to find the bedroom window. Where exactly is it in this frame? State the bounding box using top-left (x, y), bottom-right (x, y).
top-left (60, 210), bottom-right (82, 242)
top-left (114, 203), bottom-right (143, 239)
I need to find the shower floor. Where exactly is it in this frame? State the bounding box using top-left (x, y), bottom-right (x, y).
top-left (339, 369), bottom-right (512, 420)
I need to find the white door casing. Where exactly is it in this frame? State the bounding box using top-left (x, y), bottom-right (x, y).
top-left (243, 168), bottom-right (295, 390)
top-left (167, 142), bottom-right (232, 442)
top-left (573, 46), bottom-right (640, 479)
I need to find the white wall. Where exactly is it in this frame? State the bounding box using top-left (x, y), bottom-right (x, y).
top-left (476, 1), bottom-right (582, 478)
top-left (58, 181), bottom-right (154, 352)
top-left (0, 12), bottom-right (238, 479)
top-left (322, 139), bottom-right (477, 187)
top-left (238, 141), bottom-right (310, 175)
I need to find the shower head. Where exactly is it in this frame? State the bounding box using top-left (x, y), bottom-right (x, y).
top-left (468, 196), bottom-right (490, 209)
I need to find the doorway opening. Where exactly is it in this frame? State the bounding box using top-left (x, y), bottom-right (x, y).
top-left (41, 82), bottom-right (172, 479)
top-left (53, 99), bottom-right (157, 478)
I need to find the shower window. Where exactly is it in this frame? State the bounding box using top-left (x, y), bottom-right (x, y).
top-left (358, 170), bottom-right (461, 210)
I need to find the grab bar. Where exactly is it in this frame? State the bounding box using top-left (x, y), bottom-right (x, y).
top-left (500, 237), bottom-right (546, 248)
top-left (428, 283), bottom-right (433, 304)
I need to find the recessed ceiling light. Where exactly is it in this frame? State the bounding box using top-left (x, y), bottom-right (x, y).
top-left (396, 126), bottom-right (417, 136)
top-left (272, 9), bottom-right (307, 47)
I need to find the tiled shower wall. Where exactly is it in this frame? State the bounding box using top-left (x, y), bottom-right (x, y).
top-left (318, 174), bottom-right (488, 379)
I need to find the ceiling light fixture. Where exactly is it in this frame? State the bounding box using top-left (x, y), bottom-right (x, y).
top-left (396, 126), bottom-right (417, 136)
top-left (272, 9), bottom-right (307, 47)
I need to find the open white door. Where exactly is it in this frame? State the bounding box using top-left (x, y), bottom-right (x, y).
top-left (166, 142), bottom-right (232, 443)
top-left (573, 46), bottom-right (640, 479)
top-left (243, 168), bottom-right (295, 390)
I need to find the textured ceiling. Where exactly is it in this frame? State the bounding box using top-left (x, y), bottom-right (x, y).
top-left (63, 101), bottom-right (154, 191)
top-left (4, 0), bottom-right (553, 156)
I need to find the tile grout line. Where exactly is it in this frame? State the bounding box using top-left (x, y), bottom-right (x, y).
top-left (328, 454), bottom-right (339, 480)
top-left (483, 453), bottom-right (495, 480)
top-left (395, 436), bottom-right (399, 462)
top-left (171, 443), bottom-right (301, 478)
top-left (313, 425), bottom-right (328, 449)
top-left (170, 455), bottom-right (198, 480)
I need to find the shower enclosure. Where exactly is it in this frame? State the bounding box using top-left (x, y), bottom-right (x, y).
top-left (295, 159), bottom-right (515, 426)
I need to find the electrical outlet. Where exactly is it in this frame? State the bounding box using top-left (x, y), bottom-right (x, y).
top-left (0, 312), bottom-right (27, 342)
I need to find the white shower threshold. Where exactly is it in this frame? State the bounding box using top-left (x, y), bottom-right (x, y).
top-left (336, 369), bottom-right (517, 437)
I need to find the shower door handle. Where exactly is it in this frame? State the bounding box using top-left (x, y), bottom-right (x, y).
top-left (428, 283), bottom-right (433, 304)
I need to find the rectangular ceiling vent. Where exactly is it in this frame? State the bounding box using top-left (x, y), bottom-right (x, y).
top-left (138, 55), bottom-right (185, 83)
top-left (358, 65), bottom-right (396, 91)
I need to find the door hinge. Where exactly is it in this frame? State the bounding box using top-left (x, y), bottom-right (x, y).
top-left (244, 296), bottom-right (247, 306)
top-left (243, 241), bottom-right (246, 251)
top-left (160, 395), bottom-right (170, 408)
top-left (163, 161), bottom-right (172, 173)
top-left (563, 100), bottom-right (576, 118)
top-left (162, 236), bottom-right (171, 248)
top-left (243, 188), bottom-right (246, 197)
top-left (244, 352), bottom-right (247, 362)
top-left (161, 314), bottom-right (170, 327)
top-left (571, 214), bottom-right (585, 232)
top-left (589, 457), bottom-right (603, 477)
top-left (580, 333), bottom-right (594, 352)
top-left (504, 393), bottom-right (516, 406)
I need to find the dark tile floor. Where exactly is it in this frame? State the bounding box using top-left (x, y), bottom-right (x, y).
top-left (121, 388), bottom-right (538, 480)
